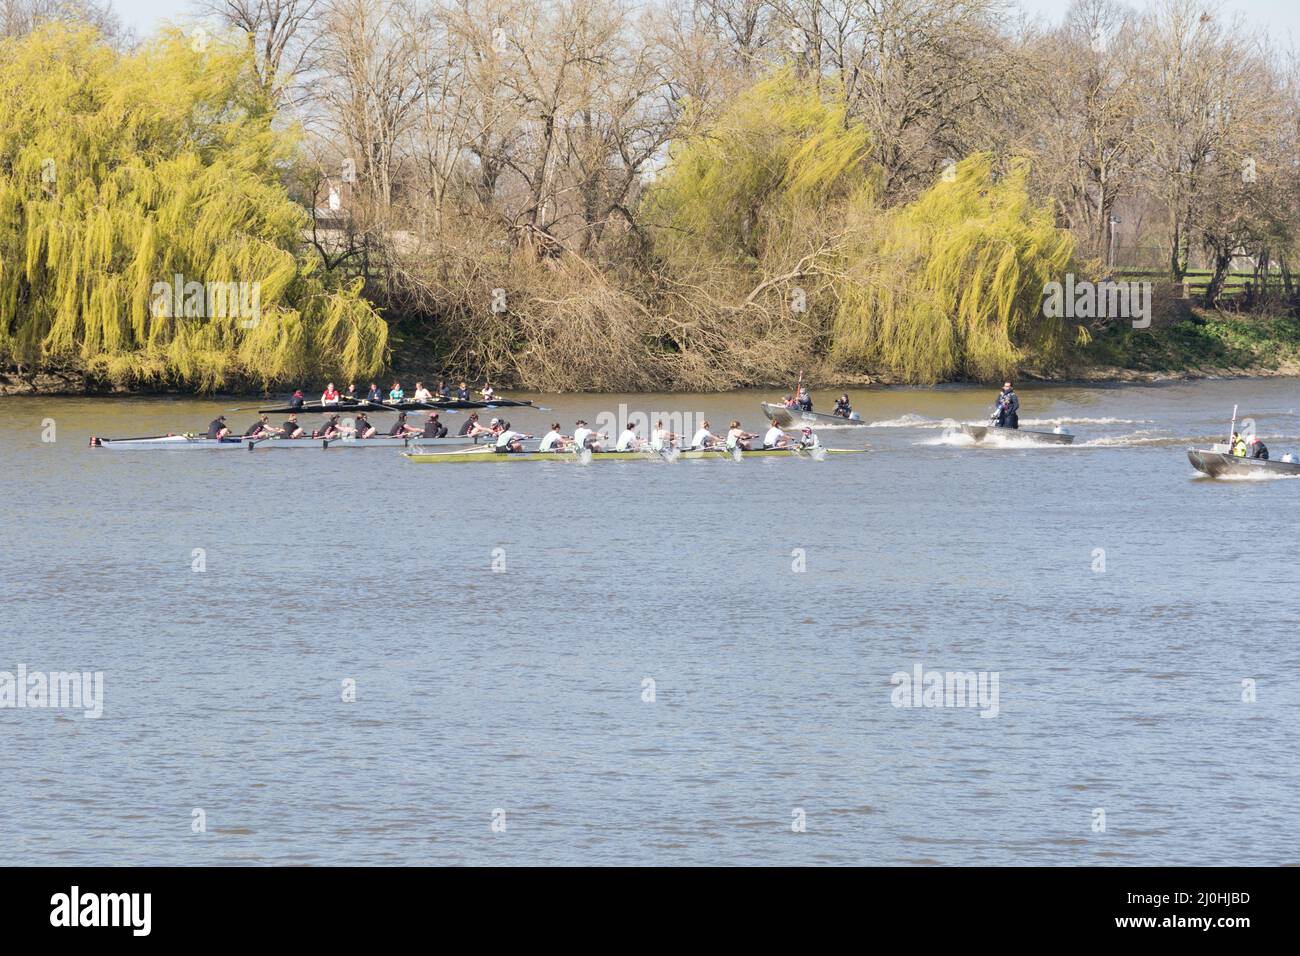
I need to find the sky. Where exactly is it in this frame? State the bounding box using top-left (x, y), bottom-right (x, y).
top-left (109, 0), bottom-right (1300, 45)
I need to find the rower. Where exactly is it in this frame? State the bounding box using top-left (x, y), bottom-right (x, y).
top-left (690, 419), bottom-right (720, 449)
top-left (481, 383), bottom-right (496, 401)
top-left (436, 380), bottom-right (451, 400)
top-left (412, 381), bottom-right (432, 402)
top-left (353, 412), bottom-right (378, 439)
top-left (345, 383), bottom-right (357, 400)
top-left (289, 389), bottom-right (305, 410)
top-left (1249, 436), bottom-right (1269, 460)
top-left (763, 422), bottom-right (792, 449)
top-left (207, 415), bottom-right (231, 440)
top-left (321, 382), bottom-right (341, 405)
top-left (243, 414), bottom-right (273, 438)
top-left (798, 425), bottom-right (820, 449)
top-left (538, 422), bottom-right (570, 452)
top-left (573, 419), bottom-right (605, 451)
top-left (993, 382), bottom-right (1019, 429)
top-left (280, 413), bottom-right (304, 438)
top-left (616, 421), bottom-right (642, 452)
top-left (650, 419), bottom-right (680, 452)
top-left (389, 412), bottom-right (421, 437)
top-left (725, 420), bottom-right (756, 451)
top-left (458, 412), bottom-right (481, 436)
top-left (365, 382), bottom-right (382, 402)
top-left (833, 393), bottom-right (852, 418)
top-left (422, 411), bottom-right (448, 438)
top-left (315, 414), bottom-right (343, 439)
top-left (494, 420), bottom-right (531, 453)
top-left (457, 381), bottom-right (470, 401)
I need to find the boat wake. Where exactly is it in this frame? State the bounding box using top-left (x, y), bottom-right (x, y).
top-left (1192, 468), bottom-right (1299, 482)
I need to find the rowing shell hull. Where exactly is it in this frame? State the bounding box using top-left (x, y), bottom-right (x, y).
top-left (959, 424), bottom-right (1075, 445)
top-left (760, 402), bottom-right (867, 427)
top-left (405, 447), bottom-right (866, 463)
top-left (1187, 448), bottom-right (1300, 478)
top-left (255, 399), bottom-right (535, 414)
top-left (95, 435), bottom-right (492, 450)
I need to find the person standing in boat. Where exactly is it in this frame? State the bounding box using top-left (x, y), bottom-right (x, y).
top-left (993, 382), bottom-right (1019, 429)
top-left (321, 382), bottom-right (341, 405)
top-left (796, 385), bottom-right (813, 412)
top-left (833, 394), bottom-right (853, 418)
top-left (207, 415), bottom-right (231, 440)
top-left (691, 420), bottom-right (721, 449)
top-left (1230, 432), bottom-right (1247, 457)
top-left (422, 411), bottom-right (448, 438)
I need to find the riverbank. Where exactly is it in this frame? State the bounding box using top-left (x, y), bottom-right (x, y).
top-left (5, 309), bottom-right (1299, 396)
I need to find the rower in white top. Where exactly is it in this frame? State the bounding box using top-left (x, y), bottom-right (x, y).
top-left (725, 420), bottom-right (757, 451)
top-left (411, 381), bottom-right (432, 402)
top-left (538, 422), bottom-right (572, 452)
top-left (616, 422), bottom-right (642, 452)
top-left (690, 419), bottom-right (721, 449)
top-left (650, 420), bottom-right (681, 452)
top-left (572, 419), bottom-right (606, 452)
top-left (763, 423), bottom-right (792, 449)
top-left (798, 425), bottom-right (820, 449)
top-left (494, 420), bottom-right (532, 453)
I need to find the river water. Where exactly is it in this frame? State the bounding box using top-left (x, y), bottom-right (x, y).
top-left (2, 379), bottom-right (1297, 865)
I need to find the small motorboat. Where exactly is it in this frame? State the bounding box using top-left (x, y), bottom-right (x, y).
top-left (959, 423), bottom-right (1074, 445)
top-left (1187, 446), bottom-right (1300, 478)
top-left (760, 402), bottom-right (867, 428)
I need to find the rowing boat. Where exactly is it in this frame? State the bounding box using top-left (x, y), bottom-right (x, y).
top-left (404, 445), bottom-right (866, 463)
top-left (1187, 447), bottom-right (1300, 478)
top-left (254, 398), bottom-right (536, 414)
top-left (92, 434), bottom-right (495, 450)
top-left (760, 402), bottom-right (867, 427)
top-left (959, 424), bottom-right (1074, 445)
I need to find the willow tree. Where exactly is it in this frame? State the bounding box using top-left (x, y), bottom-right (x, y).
top-left (0, 24), bottom-right (386, 390)
top-left (833, 154), bottom-right (1076, 383)
top-left (641, 67), bottom-right (873, 383)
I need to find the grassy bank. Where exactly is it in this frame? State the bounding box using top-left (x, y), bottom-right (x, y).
top-left (1074, 310), bottom-right (1300, 379)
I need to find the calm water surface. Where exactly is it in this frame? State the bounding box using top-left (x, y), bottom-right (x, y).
top-left (2, 380), bottom-right (1298, 865)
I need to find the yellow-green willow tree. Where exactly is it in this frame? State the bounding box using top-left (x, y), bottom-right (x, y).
top-left (0, 25), bottom-right (386, 390)
top-left (833, 154), bottom-right (1076, 382)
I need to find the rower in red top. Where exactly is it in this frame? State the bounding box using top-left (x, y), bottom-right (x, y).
top-left (321, 382), bottom-right (341, 405)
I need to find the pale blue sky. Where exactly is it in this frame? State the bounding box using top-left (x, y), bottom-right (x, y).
top-left (109, 0), bottom-right (1299, 44)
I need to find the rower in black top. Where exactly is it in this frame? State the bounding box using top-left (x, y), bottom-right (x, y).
top-left (280, 414), bottom-right (304, 439)
top-left (353, 413), bottom-right (377, 439)
top-left (315, 415), bottom-right (342, 439)
top-left (423, 412), bottom-right (448, 438)
top-left (458, 412), bottom-right (480, 437)
top-left (389, 412), bottom-right (421, 437)
top-left (207, 416), bottom-right (230, 440)
top-left (243, 414), bottom-right (272, 437)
